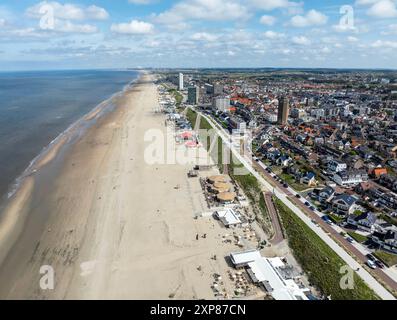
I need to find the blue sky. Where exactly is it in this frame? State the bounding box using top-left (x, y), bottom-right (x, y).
top-left (0, 0), bottom-right (396, 70)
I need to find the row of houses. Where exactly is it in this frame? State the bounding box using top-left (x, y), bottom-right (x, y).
top-left (314, 185), bottom-right (397, 254)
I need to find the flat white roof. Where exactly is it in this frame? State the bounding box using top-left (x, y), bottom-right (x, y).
top-left (230, 250), bottom-right (261, 266)
top-left (231, 250), bottom-right (309, 300)
top-left (248, 257), bottom-right (308, 300)
top-left (215, 208), bottom-right (242, 226)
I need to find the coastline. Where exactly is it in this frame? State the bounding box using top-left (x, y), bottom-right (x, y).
top-left (0, 73), bottom-right (240, 300)
top-left (0, 73), bottom-right (141, 271)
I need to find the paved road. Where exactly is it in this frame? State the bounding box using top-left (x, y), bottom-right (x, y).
top-left (263, 192), bottom-right (284, 245)
top-left (254, 160), bottom-right (397, 296)
top-left (197, 109), bottom-right (396, 300)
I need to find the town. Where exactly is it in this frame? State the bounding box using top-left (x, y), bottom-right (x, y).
top-left (156, 68), bottom-right (397, 300)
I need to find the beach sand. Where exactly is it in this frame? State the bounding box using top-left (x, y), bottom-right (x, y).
top-left (0, 74), bottom-right (240, 299)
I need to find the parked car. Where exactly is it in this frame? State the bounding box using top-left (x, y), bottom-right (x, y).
top-left (295, 194), bottom-right (301, 199)
top-left (346, 237), bottom-right (354, 243)
top-left (367, 260), bottom-right (377, 269)
top-left (375, 260), bottom-right (385, 269)
top-left (309, 206), bottom-right (315, 211)
top-left (304, 202), bottom-right (310, 206)
top-left (322, 215), bottom-right (333, 225)
top-left (366, 254), bottom-right (376, 262)
top-left (283, 183), bottom-right (288, 188)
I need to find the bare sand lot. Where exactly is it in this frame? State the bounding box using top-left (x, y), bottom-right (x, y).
top-left (0, 74), bottom-right (245, 300)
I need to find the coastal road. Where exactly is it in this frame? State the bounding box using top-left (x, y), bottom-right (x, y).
top-left (263, 192), bottom-right (284, 245)
top-left (196, 108), bottom-right (396, 300)
top-left (254, 160), bottom-right (397, 296)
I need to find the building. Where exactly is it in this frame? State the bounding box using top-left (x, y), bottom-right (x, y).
top-left (214, 208), bottom-right (242, 227)
top-left (371, 228), bottom-right (397, 254)
top-left (178, 73), bottom-right (184, 90)
top-left (214, 83), bottom-right (223, 96)
top-left (331, 194), bottom-right (358, 216)
top-left (213, 97), bottom-right (231, 112)
top-left (277, 96), bottom-right (289, 125)
top-left (290, 108), bottom-right (305, 119)
top-left (319, 186), bottom-right (335, 203)
top-left (332, 170), bottom-right (368, 187)
top-left (327, 159), bottom-right (347, 173)
top-left (205, 83), bottom-right (214, 94)
top-left (229, 250), bottom-right (310, 300)
top-left (347, 212), bottom-right (377, 232)
top-left (187, 86), bottom-right (199, 105)
top-left (265, 113), bottom-right (278, 123)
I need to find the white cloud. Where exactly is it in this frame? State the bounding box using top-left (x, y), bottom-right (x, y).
top-left (367, 0), bottom-right (397, 18)
top-left (249, 0), bottom-right (302, 12)
top-left (153, 0), bottom-right (250, 25)
top-left (260, 15), bottom-right (276, 25)
top-left (26, 2), bottom-right (109, 21)
top-left (111, 20), bottom-right (154, 35)
top-left (320, 46), bottom-right (331, 54)
top-left (292, 35), bottom-right (311, 45)
top-left (347, 36), bottom-right (359, 42)
top-left (371, 39), bottom-right (397, 48)
top-left (191, 32), bottom-right (218, 41)
top-left (290, 9), bottom-right (328, 27)
top-left (382, 23), bottom-right (397, 34)
top-left (55, 20), bottom-right (98, 33)
top-left (263, 30), bottom-right (284, 39)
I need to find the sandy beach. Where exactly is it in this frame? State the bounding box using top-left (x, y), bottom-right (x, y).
top-left (0, 74), bottom-right (243, 299)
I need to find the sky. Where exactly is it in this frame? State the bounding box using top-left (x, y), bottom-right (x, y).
top-left (0, 0), bottom-right (396, 70)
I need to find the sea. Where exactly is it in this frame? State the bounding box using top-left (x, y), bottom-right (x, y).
top-left (0, 69), bottom-right (139, 202)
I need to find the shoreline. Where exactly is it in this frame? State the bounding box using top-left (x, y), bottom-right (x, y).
top-left (0, 73), bottom-right (241, 300)
top-left (0, 72), bottom-right (141, 202)
top-left (0, 73), bottom-right (142, 269)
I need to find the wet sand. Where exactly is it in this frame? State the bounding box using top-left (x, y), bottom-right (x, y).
top-left (0, 74), bottom-right (239, 299)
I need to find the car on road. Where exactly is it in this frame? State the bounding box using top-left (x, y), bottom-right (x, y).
top-left (311, 219), bottom-right (319, 226)
top-left (346, 237), bottom-right (354, 243)
top-left (366, 253), bottom-right (376, 262)
top-left (321, 215), bottom-right (334, 225)
top-left (367, 260), bottom-right (377, 269)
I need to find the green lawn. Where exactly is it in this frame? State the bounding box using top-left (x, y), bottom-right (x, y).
top-left (279, 173), bottom-right (310, 191)
top-left (373, 251), bottom-right (397, 267)
top-left (347, 232), bottom-right (368, 244)
top-left (380, 214), bottom-right (397, 228)
top-left (186, 108), bottom-right (197, 127)
top-left (328, 213), bottom-right (345, 224)
top-left (274, 198), bottom-right (379, 300)
top-left (168, 88), bottom-right (183, 108)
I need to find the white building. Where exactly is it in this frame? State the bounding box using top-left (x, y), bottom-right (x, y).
top-left (327, 159), bottom-right (347, 173)
top-left (332, 170), bottom-right (368, 187)
top-left (265, 113), bottom-right (278, 123)
top-left (214, 208), bottom-right (242, 227)
top-left (229, 250), bottom-right (310, 300)
top-left (213, 97), bottom-right (231, 112)
top-left (178, 73), bottom-right (184, 90)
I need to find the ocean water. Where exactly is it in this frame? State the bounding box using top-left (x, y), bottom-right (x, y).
top-left (0, 69), bottom-right (139, 200)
